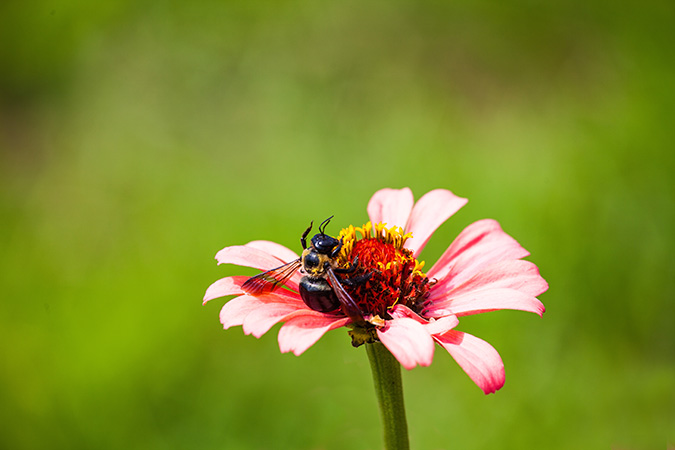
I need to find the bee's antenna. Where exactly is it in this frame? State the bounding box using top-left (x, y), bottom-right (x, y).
top-left (319, 215), bottom-right (334, 235)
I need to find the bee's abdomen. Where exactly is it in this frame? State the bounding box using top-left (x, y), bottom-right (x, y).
top-left (299, 277), bottom-right (340, 312)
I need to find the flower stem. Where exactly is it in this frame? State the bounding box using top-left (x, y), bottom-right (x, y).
top-left (366, 342), bottom-right (410, 450)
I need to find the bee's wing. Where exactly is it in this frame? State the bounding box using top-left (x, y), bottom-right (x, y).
top-left (241, 258), bottom-right (302, 295)
top-left (326, 267), bottom-right (365, 324)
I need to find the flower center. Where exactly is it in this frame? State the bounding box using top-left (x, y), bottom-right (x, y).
top-left (337, 222), bottom-right (432, 319)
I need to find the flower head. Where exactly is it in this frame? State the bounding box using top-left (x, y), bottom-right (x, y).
top-left (204, 188), bottom-right (547, 394)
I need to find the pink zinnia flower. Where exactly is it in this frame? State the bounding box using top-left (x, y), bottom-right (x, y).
top-left (204, 188), bottom-right (547, 394)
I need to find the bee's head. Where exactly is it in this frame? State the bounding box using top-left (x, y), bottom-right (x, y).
top-left (311, 216), bottom-right (340, 254)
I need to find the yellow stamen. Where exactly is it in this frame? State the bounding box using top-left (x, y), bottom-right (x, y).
top-left (337, 221), bottom-right (427, 280)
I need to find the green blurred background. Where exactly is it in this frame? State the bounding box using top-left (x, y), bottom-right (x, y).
top-left (1, 0), bottom-right (673, 448)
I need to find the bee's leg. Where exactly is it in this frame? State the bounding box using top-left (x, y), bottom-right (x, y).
top-left (327, 261), bottom-right (361, 283)
top-left (300, 221), bottom-right (313, 249)
top-left (335, 256), bottom-right (372, 286)
top-left (334, 255), bottom-right (359, 274)
top-left (339, 271), bottom-right (373, 287)
top-left (338, 238), bottom-right (343, 254)
top-left (330, 238), bottom-right (343, 258)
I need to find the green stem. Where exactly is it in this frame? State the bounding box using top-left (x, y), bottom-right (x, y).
top-left (366, 342), bottom-right (410, 450)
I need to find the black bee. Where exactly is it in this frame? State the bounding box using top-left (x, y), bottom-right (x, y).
top-left (241, 217), bottom-right (367, 323)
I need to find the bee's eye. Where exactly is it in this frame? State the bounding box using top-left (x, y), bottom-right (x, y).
top-left (304, 252), bottom-right (320, 268)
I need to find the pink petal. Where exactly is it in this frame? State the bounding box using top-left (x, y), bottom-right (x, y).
top-left (434, 330), bottom-right (505, 394)
top-left (367, 187), bottom-right (414, 228)
top-left (219, 295), bottom-right (263, 329)
top-left (215, 245), bottom-right (282, 269)
top-left (430, 260), bottom-right (548, 300)
top-left (244, 240), bottom-right (299, 263)
top-left (242, 302), bottom-right (304, 338)
top-left (389, 304), bottom-right (459, 335)
top-left (405, 189), bottom-right (468, 258)
top-left (203, 276), bottom-right (249, 304)
top-left (214, 245), bottom-right (301, 290)
top-left (278, 311), bottom-right (350, 356)
top-left (218, 291), bottom-right (302, 325)
top-left (376, 317), bottom-right (435, 369)
top-left (388, 304), bottom-right (424, 320)
top-left (424, 315), bottom-right (460, 335)
top-left (252, 290), bottom-right (304, 305)
top-left (428, 219), bottom-right (530, 289)
top-left (219, 291), bottom-right (307, 337)
top-left (426, 287), bottom-right (546, 318)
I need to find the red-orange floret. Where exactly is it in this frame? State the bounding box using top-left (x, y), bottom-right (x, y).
top-left (337, 222), bottom-right (432, 318)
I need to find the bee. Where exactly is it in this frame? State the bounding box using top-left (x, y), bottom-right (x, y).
top-left (241, 216), bottom-right (367, 323)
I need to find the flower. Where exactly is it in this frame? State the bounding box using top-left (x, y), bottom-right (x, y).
top-left (204, 188), bottom-right (547, 394)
